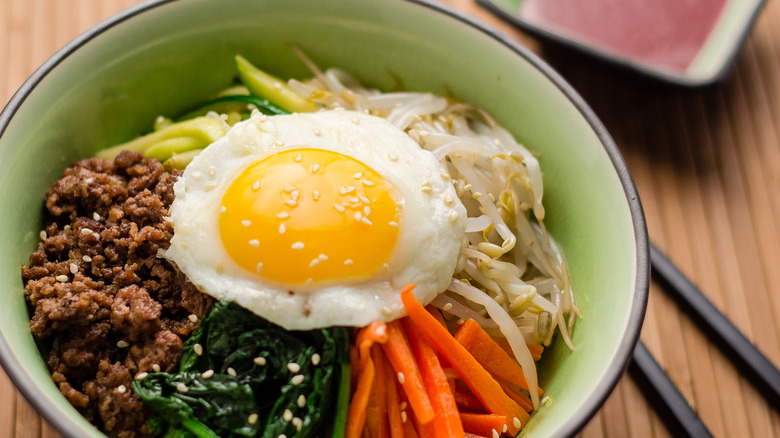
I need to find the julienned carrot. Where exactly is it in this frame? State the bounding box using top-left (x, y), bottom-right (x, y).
top-left (497, 378), bottom-right (534, 415)
top-left (401, 318), bottom-right (464, 438)
top-left (382, 348), bottom-right (405, 438)
top-left (493, 335), bottom-right (544, 362)
top-left (425, 306), bottom-right (451, 368)
top-left (455, 319), bottom-right (543, 396)
top-left (464, 434), bottom-right (488, 438)
top-left (346, 321), bottom-right (389, 438)
top-left (400, 285), bottom-right (525, 436)
top-left (346, 352), bottom-right (375, 438)
top-left (460, 413), bottom-right (507, 437)
top-left (381, 320), bottom-right (435, 425)
top-left (365, 346), bottom-right (389, 438)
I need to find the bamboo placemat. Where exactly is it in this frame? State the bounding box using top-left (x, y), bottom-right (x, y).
top-left (2, 0), bottom-right (779, 437)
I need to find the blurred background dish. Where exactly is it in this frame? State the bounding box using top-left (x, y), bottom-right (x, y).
top-left (479, 0), bottom-right (766, 86)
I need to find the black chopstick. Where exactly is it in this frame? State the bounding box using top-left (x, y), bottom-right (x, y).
top-left (650, 242), bottom-right (780, 409)
top-left (629, 341), bottom-right (713, 438)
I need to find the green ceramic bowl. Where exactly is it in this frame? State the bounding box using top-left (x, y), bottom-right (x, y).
top-left (0, 0), bottom-right (648, 437)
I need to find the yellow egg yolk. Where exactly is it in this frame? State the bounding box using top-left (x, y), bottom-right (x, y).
top-left (219, 148), bottom-right (401, 286)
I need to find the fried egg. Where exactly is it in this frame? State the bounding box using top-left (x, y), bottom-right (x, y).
top-left (163, 110), bottom-right (466, 330)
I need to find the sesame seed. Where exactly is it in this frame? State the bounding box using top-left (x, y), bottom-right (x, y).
top-left (388, 153), bottom-right (398, 162)
top-left (513, 417), bottom-right (522, 429)
top-left (311, 163), bottom-right (321, 173)
top-left (69, 263), bottom-right (78, 274)
top-left (400, 402), bottom-right (407, 410)
top-left (362, 180), bottom-right (375, 187)
top-left (256, 262), bottom-right (263, 273)
top-left (204, 182), bottom-right (218, 191)
top-left (542, 395), bottom-right (551, 405)
top-left (117, 340), bottom-right (129, 348)
top-left (291, 190), bottom-right (300, 200)
top-left (279, 224), bottom-right (286, 234)
top-left (227, 367), bottom-right (237, 377)
top-left (354, 212), bottom-right (362, 221)
top-left (449, 211), bottom-right (460, 222)
top-left (254, 356), bottom-right (267, 366)
top-left (503, 424), bottom-right (508, 433)
top-left (311, 354), bottom-right (321, 366)
top-left (287, 362), bottom-right (301, 373)
top-left (250, 181), bottom-right (260, 191)
top-left (397, 372), bottom-right (405, 384)
top-left (116, 385), bottom-right (126, 394)
top-left (63, 225), bottom-right (71, 232)
top-left (279, 435), bottom-right (287, 438)
top-left (383, 263), bottom-right (390, 271)
top-left (389, 221), bottom-right (398, 227)
top-left (313, 191), bottom-right (320, 201)
top-left (420, 185), bottom-right (432, 194)
top-left (318, 254), bottom-right (328, 261)
top-left (291, 374), bottom-right (304, 385)
top-left (339, 186), bottom-right (347, 195)
top-left (188, 314), bottom-right (198, 323)
top-left (80, 228), bottom-right (93, 236)
top-left (440, 172), bottom-right (451, 180)
top-left (277, 212), bottom-right (289, 219)
top-left (283, 409), bottom-right (293, 422)
top-left (444, 193), bottom-right (454, 205)
top-left (55, 275), bottom-right (68, 282)
top-left (297, 394), bottom-right (307, 408)
top-left (82, 255), bottom-right (92, 262)
top-left (248, 413), bottom-right (259, 425)
top-left (401, 411), bottom-right (408, 423)
top-left (152, 364), bottom-right (161, 372)
top-left (334, 204), bottom-right (346, 212)
top-left (135, 372), bottom-right (148, 381)
top-left (361, 218), bottom-right (373, 226)
top-left (344, 259), bottom-right (353, 266)
top-left (292, 242), bottom-right (304, 250)
top-left (351, 116), bottom-right (360, 124)
top-left (457, 319), bottom-right (465, 325)
top-left (359, 195), bottom-right (370, 204)
top-left (292, 417), bottom-right (303, 431)
top-left (472, 192), bottom-right (483, 199)
top-left (93, 212), bottom-right (101, 221)
top-left (240, 220), bottom-right (251, 228)
top-left (309, 259), bottom-right (320, 268)
top-left (492, 429), bottom-right (499, 438)
top-left (294, 154), bottom-right (303, 162)
top-left (381, 306), bottom-right (392, 317)
top-left (443, 303), bottom-right (453, 311)
top-left (194, 343), bottom-right (203, 356)
top-left (284, 186), bottom-right (296, 193)
top-left (192, 171), bottom-right (202, 180)
top-left (249, 239), bottom-right (260, 248)
top-left (220, 206), bottom-right (227, 213)
top-left (305, 278), bottom-right (314, 286)
top-left (353, 172), bottom-right (363, 179)
top-left (202, 370), bottom-right (214, 379)
top-left (349, 197), bottom-right (360, 203)
top-left (285, 200), bottom-right (298, 207)
top-left (176, 383), bottom-right (188, 393)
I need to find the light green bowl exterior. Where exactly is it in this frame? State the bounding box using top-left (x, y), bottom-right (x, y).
top-left (0, 1), bottom-right (648, 437)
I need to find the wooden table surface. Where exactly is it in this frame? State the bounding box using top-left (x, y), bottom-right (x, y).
top-left (2, 0), bottom-right (780, 437)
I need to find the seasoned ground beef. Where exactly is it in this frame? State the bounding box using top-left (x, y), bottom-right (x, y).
top-left (22, 151), bottom-right (214, 437)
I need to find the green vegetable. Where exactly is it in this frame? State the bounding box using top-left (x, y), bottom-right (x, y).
top-left (134, 301), bottom-right (350, 438)
top-left (235, 55), bottom-right (318, 113)
top-left (176, 95), bottom-right (290, 121)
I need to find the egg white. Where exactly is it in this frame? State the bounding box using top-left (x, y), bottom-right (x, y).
top-left (163, 110), bottom-right (466, 330)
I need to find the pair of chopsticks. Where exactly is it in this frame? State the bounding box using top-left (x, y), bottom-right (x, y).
top-left (628, 243), bottom-right (780, 437)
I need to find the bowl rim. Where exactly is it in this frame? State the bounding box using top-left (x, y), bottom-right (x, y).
top-left (0, 0), bottom-right (649, 437)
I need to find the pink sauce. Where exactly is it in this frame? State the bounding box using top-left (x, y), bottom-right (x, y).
top-left (521, 0), bottom-right (728, 72)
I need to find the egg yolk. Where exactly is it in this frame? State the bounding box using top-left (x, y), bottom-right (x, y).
top-left (219, 148), bottom-right (401, 286)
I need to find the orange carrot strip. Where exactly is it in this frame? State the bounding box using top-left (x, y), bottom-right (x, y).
top-left (347, 353), bottom-right (375, 438)
top-left (425, 306), bottom-right (451, 368)
top-left (400, 285), bottom-right (525, 436)
top-left (365, 345), bottom-right (390, 438)
top-left (497, 379), bottom-right (534, 415)
top-left (381, 320), bottom-right (435, 425)
top-left (382, 347), bottom-right (405, 438)
top-left (460, 413), bottom-right (507, 437)
top-left (464, 434), bottom-right (488, 438)
top-left (455, 319), bottom-right (542, 396)
top-left (347, 322), bottom-right (390, 438)
top-left (401, 317), bottom-right (464, 438)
